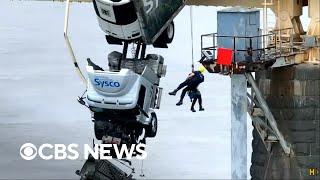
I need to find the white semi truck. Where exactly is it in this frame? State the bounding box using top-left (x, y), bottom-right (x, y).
top-left (81, 53), bottom-right (166, 146)
top-left (92, 0), bottom-right (184, 47)
top-left (75, 0), bottom-right (183, 152)
top-left (72, 0), bottom-right (184, 178)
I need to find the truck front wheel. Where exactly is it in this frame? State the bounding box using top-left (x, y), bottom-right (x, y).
top-left (145, 113), bottom-right (158, 138)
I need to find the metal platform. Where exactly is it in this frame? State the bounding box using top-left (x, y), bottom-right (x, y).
top-left (199, 30), bottom-right (304, 165)
top-left (199, 29), bottom-right (316, 75)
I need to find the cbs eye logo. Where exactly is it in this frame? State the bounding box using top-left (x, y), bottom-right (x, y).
top-left (20, 143), bottom-right (37, 160)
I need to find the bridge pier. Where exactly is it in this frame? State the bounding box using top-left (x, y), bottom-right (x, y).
top-left (231, 74), bottom-right (248, 179)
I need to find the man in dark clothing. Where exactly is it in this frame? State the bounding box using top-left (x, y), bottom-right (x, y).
top-left (188, 89), bottom-right (204, 112)
top-left (168, 75), bottom-right (194, 105)
top-left (169, 66), bottom-right (206, 112)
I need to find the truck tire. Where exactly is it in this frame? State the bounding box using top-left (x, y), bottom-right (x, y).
top-left (154, 21), bottom-right (175, 46)
top-left (251, 63), bottom-right (320, 179)
top-left (163, 21), bottom-right (175, 43)
top-left (145, 113), bottom-right (158, 138)
top-left (94, 120), bottom-right (107, 140)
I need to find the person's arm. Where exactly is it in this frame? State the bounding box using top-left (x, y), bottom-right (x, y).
top-left (187, 73), bottom-right (195, 79)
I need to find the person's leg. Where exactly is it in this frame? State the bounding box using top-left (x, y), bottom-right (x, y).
top-left (176, 87), bottom-right (191, 106)
top-left (190, 97), bottom-right (197, 112)
top-left (169, 79), bottom-right (189, 96)
top-left (198, 93), bottom-right (204, 111)
top-left (177, 80), bottom-right (189, 90)
top-left (176, 87), bottom-right (187, 106)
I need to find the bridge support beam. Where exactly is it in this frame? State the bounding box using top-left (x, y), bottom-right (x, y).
top-left (231, 74), bottom-right (247, 179)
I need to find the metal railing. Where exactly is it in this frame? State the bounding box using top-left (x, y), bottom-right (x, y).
top-left (200, 28), bottom-right (307, 64)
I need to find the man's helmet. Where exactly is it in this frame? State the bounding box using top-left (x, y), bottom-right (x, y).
top-left (198, 65), bottom-right (206, 74)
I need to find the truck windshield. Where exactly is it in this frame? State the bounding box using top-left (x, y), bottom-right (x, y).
top-left (113, 1), bottom-right (137, 25)
top-left (93, 0), bottom-right (138, 25)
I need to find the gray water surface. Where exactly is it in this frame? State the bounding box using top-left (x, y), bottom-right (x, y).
top-left (0, 1), bottom-right (256, 179)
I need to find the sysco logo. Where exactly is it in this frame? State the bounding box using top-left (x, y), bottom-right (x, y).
top-left (94, 78), bottom-right (120, 88)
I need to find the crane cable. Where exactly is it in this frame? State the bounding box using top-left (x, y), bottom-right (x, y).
top-left (189, 6), bottom-right (195, 72)
top-left (64, 0), bottom-right (87, 85)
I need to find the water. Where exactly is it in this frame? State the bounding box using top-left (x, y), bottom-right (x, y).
top-left (2, 0), bottom-right (312, 178)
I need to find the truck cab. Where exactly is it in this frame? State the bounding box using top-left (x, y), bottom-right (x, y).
top-left (93, 0), bottom-right (141, 41)
top-left (92, 0), bottom-right (184, 47)
top-left (84, 52), bottom-right (166, 143)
